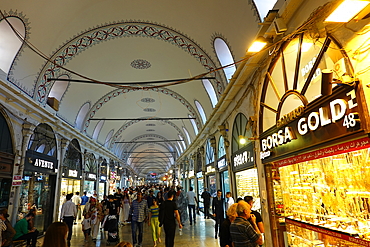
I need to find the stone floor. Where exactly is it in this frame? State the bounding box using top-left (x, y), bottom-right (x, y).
top-left (40, 215), bottom-right (221, 247)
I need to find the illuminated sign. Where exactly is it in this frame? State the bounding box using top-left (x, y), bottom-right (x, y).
top-left (34, 159), bottom-right (54, 170)
top-left (217, 158), bottom-right (226, 169)
top-left (206, 166), bottom-right (215, 173)
top-left (233, 150), bottom-right (254, 167)
top-left (87, 173), bottom-right (97, 180)
top-left (68, 170), bottom-right (78, 177)
top-left (188, 170), bottom-right (194, 178)
top-left (100, 175), bottom-right (107, 181)
top-left (196, 171), bottom-right (203, 178)
top-left (260, 89), bottom-right (361, 160)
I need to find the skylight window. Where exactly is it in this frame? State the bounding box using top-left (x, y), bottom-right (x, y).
top-left (189, 114), bottom-right (199, 136)
top-left (202, 79), bottom-right (218, 108)
top-left (75, 102), bottom-right (90, 130)
top-left (195, 100), bottom-right (207, 124)
top-left (93, 120), bottom-right (104, 140)
top-left (48, 75), bottom-right (69, 101)
top-left (214, 38), bottom-right (236, 83)
top-left (0, 17), bottom-right (25, 74)
top-left (182, 127), bottom-right (191, 145)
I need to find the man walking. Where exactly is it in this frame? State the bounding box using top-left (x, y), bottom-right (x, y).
top-left (201, 188), bottom-right (211, 219)
top-left (212, 190), bottom-right (225, 239)
top-left (80, 191), bottom-right (89, 219)
top-left (159, 190), bottom-right (182, 247)
top-left (186, 187), bottom-right (197, 225)
top-left (60, 193), bottom-right (77, 242)
top-left (128, 191), bottom-right (148, 247)
top-left (72, 191), bottom-right (82, 223)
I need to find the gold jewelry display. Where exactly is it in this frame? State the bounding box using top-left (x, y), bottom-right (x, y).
top-left (274, 147), bottom-right (370, 244)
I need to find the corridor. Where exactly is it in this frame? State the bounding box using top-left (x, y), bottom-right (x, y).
top-left (66, 215), bottom-right (220, 247)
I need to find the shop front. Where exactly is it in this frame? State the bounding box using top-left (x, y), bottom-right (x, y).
top-left (22, 150), bottom-right (57, 232)
top-left (259, 32), bottom-right (370, 246)
top-left (218, 157), bottom-right (229, 197)
top-left (99, 161), bottom-right (108, 200)
top-left (84, 172), bottom-right (97, 197)
top-left (188, 170), bottom-right (195, 190)
top-left (196, 171), bottom-right (204, 196)
top-left (205, 166), bottom-right (216, 196)
top-left (231, 143), bottom-right (260, 211)
top-left (0, 110), bottom-right (14, 209)
top-left (217, 135), bottom-right (228, 197)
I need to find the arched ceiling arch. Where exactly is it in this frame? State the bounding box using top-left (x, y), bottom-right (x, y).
top-left (2, 1), bottom-right (261, 177)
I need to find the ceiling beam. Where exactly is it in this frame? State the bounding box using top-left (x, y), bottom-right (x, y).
top-left (90, 118), bottom-right (195, 121)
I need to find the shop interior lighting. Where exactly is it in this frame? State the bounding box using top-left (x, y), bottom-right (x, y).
top-left (301, 42), bottom-right (313, 52)
top-left (239, 135), bottom-right (247, 145)
top-left (325, 0), bottom-right (370, 22)
top-left (247, 36), bottom-right (268, 53)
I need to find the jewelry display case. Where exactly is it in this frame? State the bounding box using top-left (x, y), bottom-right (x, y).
top-left (279, 147), bottom-right (370, 244)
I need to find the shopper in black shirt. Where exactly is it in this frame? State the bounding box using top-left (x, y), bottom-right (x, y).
top-left (107, 195), bottom-right (120, 216)
top-left (159, 190), bottom-right (182, 247)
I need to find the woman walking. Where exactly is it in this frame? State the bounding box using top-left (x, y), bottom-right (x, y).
top-left (148, 198), bottom-right (161, 246)
top-left (121, 193), bottom-right (131, 225)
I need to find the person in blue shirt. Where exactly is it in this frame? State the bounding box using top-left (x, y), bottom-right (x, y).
top-left (81, 191), bottom-right (89, 219)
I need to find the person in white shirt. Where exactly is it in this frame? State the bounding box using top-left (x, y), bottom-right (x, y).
top-left (60, 193), bottom-right (77, 242)
top-left (225, 192), bottom-right (235, 211)
top-left (72, 192), bottom-right (82, 223)
top-left (186, 187), bottom-right (198, 225)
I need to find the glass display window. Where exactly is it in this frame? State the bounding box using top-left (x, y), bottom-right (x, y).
top-left (61, 178), bottom-right (81, 195)
top-left (83, 180), bottom-right (95, 197)
top-left (235, 168), bottom-right (260, 211)
top-left (0, 178), bottom-right (11, 208)
top-left (20, 171), bottom-right (54, 232)
top-left (280, 147), bottom-right (370, 241)
top-left (221, 170), bottom-right (230, 198)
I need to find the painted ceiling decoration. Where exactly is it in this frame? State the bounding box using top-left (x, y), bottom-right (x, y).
top-left (2, 0), bottom-right (262, 177)
top-left (34, 21), bottom-right (225, 103)
top-left (82, 87), bottom-right (202, 133)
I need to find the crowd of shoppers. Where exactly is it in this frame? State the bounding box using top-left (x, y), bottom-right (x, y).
top-left (0, 184), bottom-right (264, 247)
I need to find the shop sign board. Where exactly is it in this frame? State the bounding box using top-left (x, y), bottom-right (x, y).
top-left (206, 165), bottom-right (215, 174)
top-left (188, 170), bottom-right (194, 178)
top-left (217, 157), bottom-right (227, 170)
top-left (25, 150), bottom-right (58, 174)
top-left (260, 87), bottom-right (363, 163)
top-left (68, 169), bottom-right (78, 177)
top-left (86, 173), bottom-right (97, 180)
top-left (12, 175), bottom-right (22, 186)
top-left (196, 171), bottom-right (203, 178)
top-left (100, 175), bottom-right (107, 181)
top-left (231, 143), bottom-right (254, 171)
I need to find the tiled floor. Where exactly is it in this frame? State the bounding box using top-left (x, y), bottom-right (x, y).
top-left (42, 215), bottom-right (221, 247)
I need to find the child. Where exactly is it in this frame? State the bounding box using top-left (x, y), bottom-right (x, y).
top-left (81, 212), bottom-right (92, 242)
top-left (148, 198), bottom-right (161, 247)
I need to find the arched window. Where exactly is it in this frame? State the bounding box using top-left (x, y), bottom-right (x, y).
top-left (189, 114), bottom-right (198, 136)
top-left (75, 102), bottom-right (90, 130)
top-left (28, 123), bottom-right (57, 157)
top-left (177, 141), bottom-right (184, 153)
top-left (48, 74), bottom-right (69, 101)
top-left (182, 127), bottom-right (191, 145)
top-left (0, 17), bottom-right (25, 74)
top-left (178, 134), bottom-right (186, 150)
top-left (232, 113), bottom-right (251, 153)
top-left (214, 38), bottom-right (236, 83)
top-left (218, 135), bottom-right (226, 159)
top-left (93, 120), bottom-right (104, 140)
top-left (205, 139), bottom-right (214, 165)
top-left (105, 129), bottom-right (114, 148)
top-left (195, 100), bottom-right (207, 124)
top-left (202, 79), bottom-right (218, 107)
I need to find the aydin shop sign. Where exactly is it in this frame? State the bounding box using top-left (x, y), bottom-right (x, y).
top-left (260, 89), bottom-right (359, 159)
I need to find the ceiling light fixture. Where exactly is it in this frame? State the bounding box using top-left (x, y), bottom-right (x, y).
top-left (239, 135), bottom-right (247, 145)
top-left (325, 0), bottom-right (370, 22)
top-left (247, 36), bottom-right (269, 53)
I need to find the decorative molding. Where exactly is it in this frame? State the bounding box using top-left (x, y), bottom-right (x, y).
top-left (34, 21), bottom-right (225, 103)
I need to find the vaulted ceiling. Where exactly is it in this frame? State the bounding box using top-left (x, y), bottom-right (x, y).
top-left (1, 1), bottom-right (263, 177)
